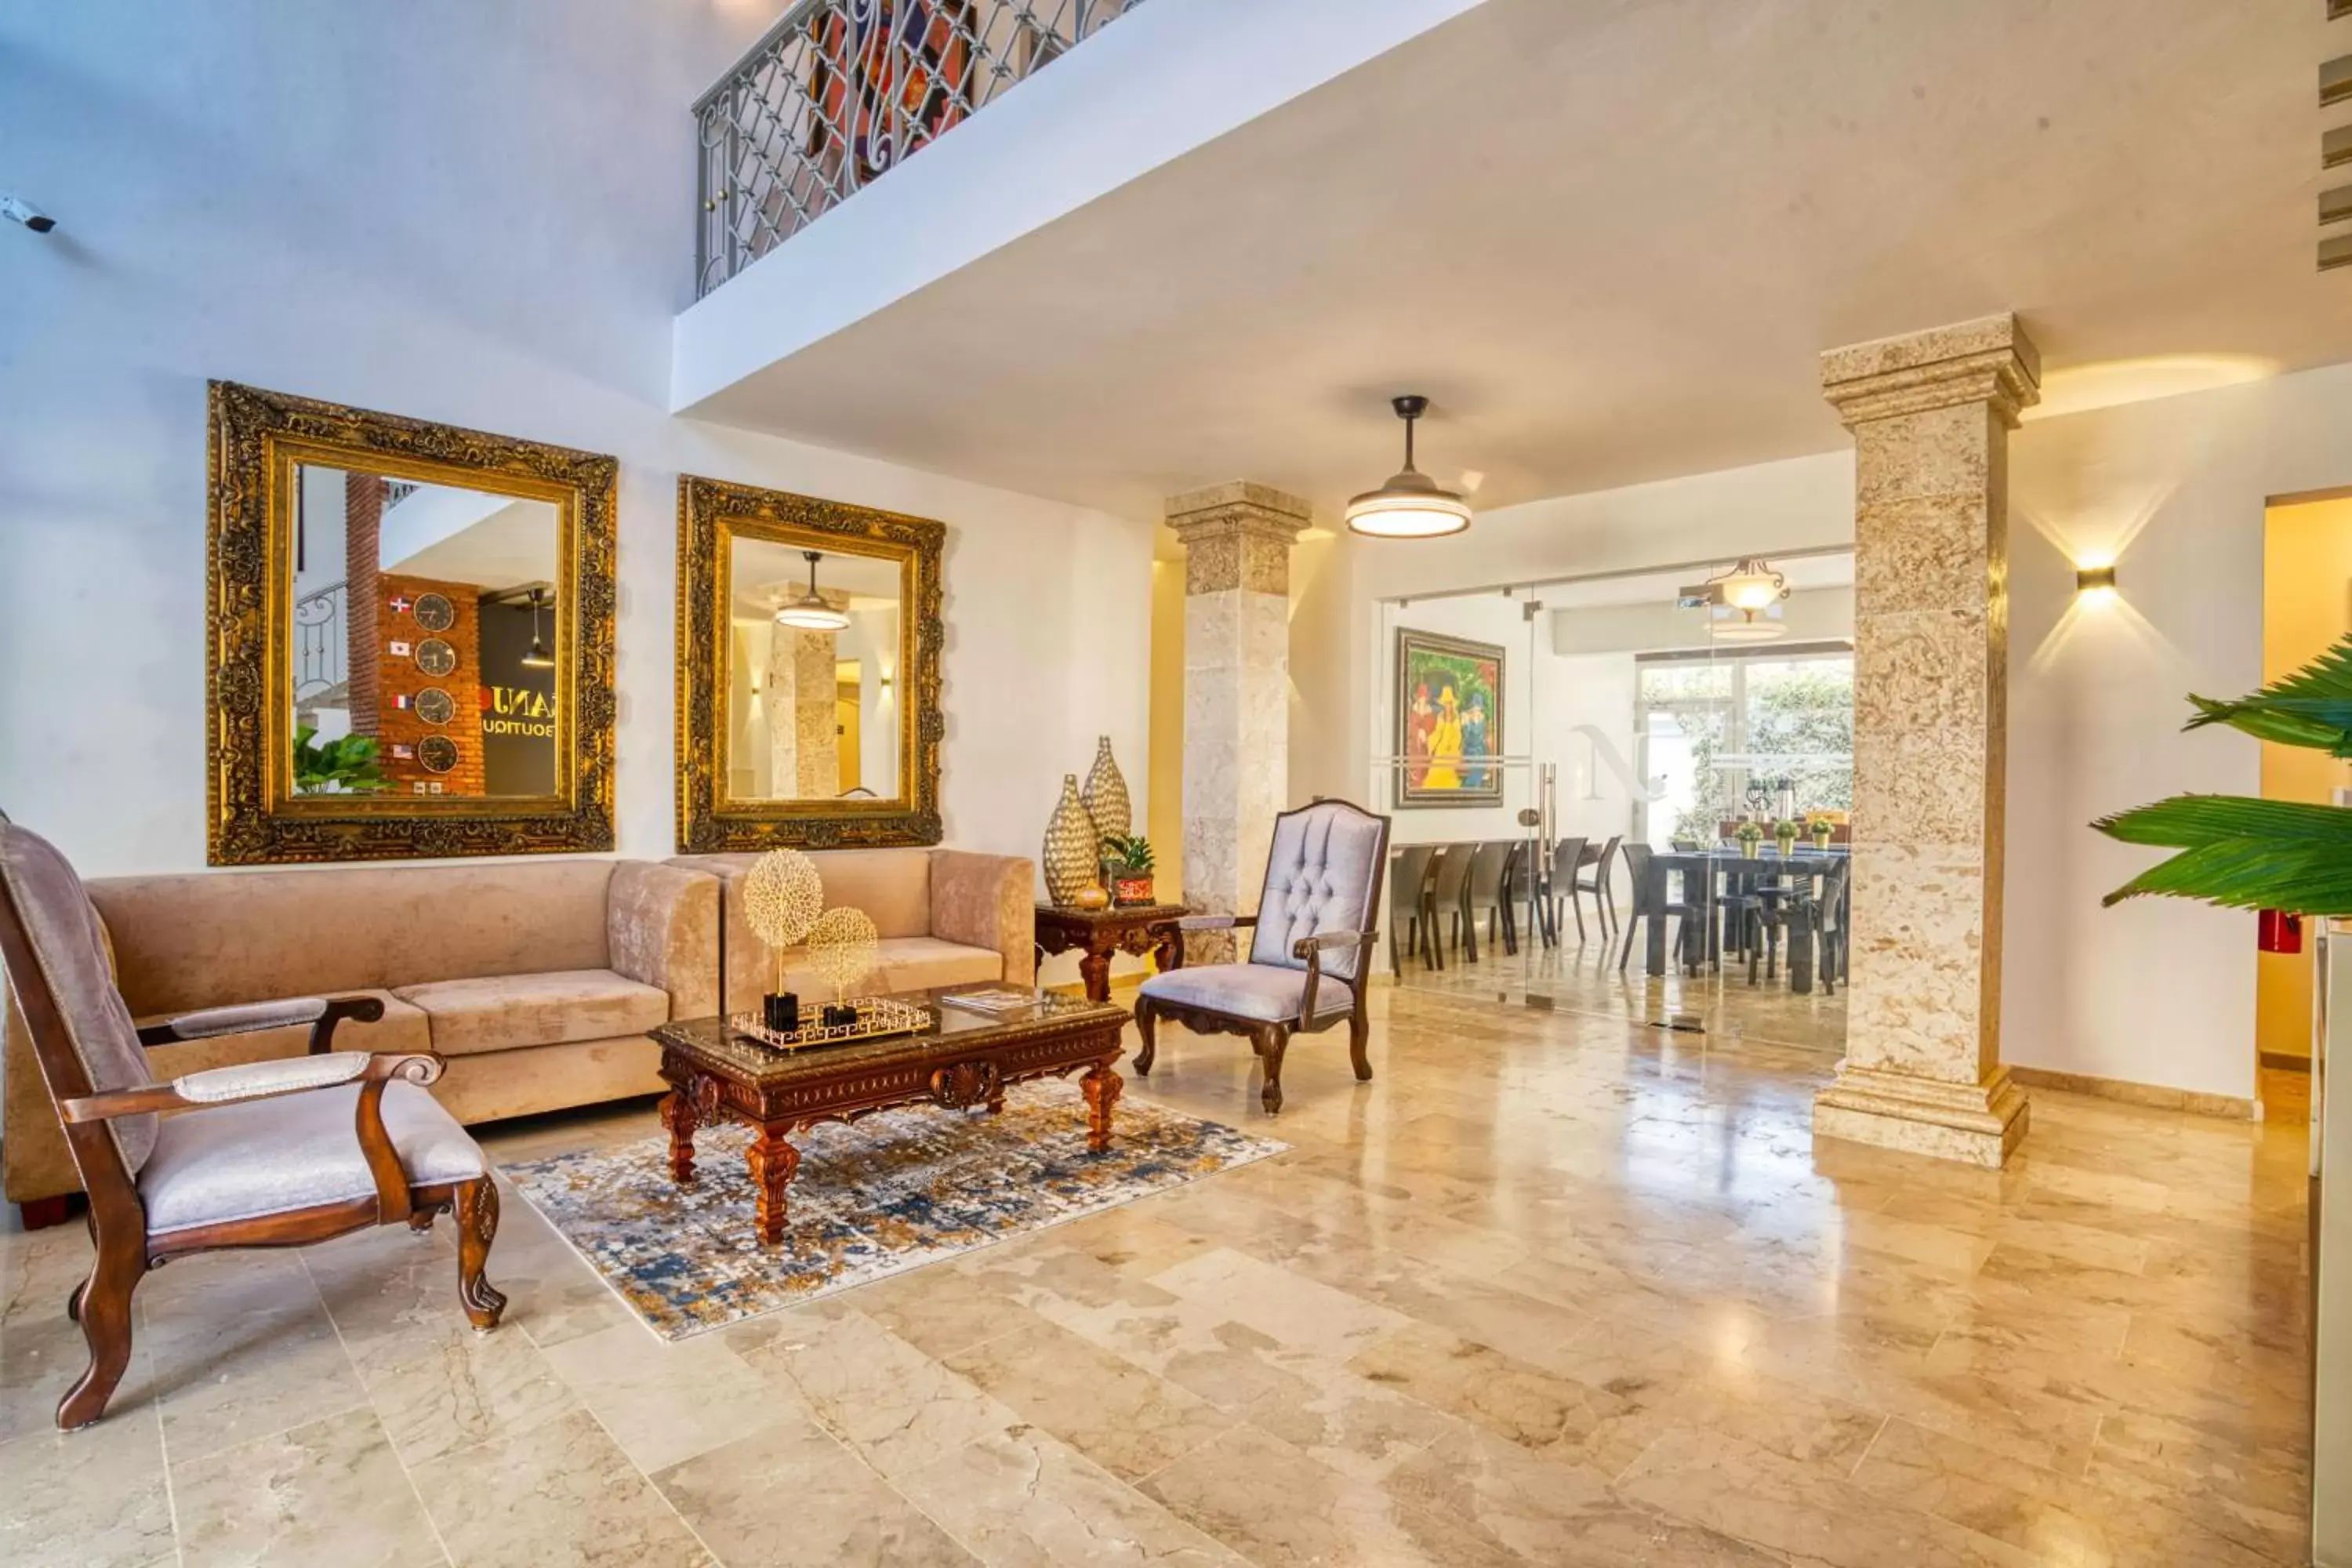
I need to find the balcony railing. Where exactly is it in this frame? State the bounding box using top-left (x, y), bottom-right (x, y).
top-left (695, 0), bottom-right (1148, 297)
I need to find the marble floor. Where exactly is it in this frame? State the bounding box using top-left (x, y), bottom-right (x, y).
top-left (1391, 914), bottom-right (1851, 1058)
top-left (0, 985), bottom-right (2311, 1566)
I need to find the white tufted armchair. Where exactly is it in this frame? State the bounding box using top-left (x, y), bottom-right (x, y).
top-left (1134, 799), bottom-right (1391, 1112)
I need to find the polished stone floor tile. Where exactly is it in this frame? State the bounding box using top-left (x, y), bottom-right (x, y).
top-left (0, 980), bottom-right (2314, 1565)
top-left (411, 1406), bottom-right (710, 1566)
top-left (170, 1405), bottom-right (445, 1568)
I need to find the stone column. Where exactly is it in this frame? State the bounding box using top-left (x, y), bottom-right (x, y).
top-left (1812, 313), bottom-right (2038, 1168)
top-left (1167, 482), bottom-right (1312, 964)
top-left (764, 592), bottom-right (846, 797)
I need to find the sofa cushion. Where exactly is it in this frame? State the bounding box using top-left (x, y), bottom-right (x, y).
top-left (774, 935), bottom-right (1002, 1000)
top-left (391, 970), bottom-right (669, 1058)
top-left (139, 1080), bottom-right (484, 1233)
top-left (1140, 963), bottom-right (1355, 1024)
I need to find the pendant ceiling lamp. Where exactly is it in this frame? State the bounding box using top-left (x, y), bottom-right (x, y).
top-left (774, 550), bottom-right (851, 632)
top-left (1345, 395), bottom-right (1472, 539)
top-left (519, 586), bottom-right (557, 669)
top-left (1693, 557), bottom-right (1791, 642)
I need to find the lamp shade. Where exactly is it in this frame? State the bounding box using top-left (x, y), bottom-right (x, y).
top-left (1716, 558), bottom-right (1788, 612)
top-left (1345, 394), bottom-right (1472, 539)
top-left (775, 550), bottom-right (851, 631)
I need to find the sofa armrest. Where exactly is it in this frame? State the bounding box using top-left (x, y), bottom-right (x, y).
top-left (930, 851), bottom-right (1036, 988)
top-left (607, 862), bottom-right (720, 1021)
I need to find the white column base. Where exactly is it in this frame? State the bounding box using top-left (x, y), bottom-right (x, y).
top-left (1813, 1063), bottom-right (2030, 1169)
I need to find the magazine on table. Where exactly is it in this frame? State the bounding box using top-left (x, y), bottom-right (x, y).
top-left (940, 986), bottom-right (1044, 1015)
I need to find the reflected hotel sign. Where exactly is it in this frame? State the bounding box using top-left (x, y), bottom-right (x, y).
top-left (483, 685), bottom-right (556, 740)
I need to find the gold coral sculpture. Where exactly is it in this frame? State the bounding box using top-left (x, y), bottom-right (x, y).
top-left (805, 906), bottom-right (880, 1004)
top-left (742, 848), bottom-right (823, 993)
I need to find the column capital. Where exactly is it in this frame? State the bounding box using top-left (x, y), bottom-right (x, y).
top-left (1820, 312), bottom-right (2042, 430)
top-left (1165, 481), bottom-right (1312, 595)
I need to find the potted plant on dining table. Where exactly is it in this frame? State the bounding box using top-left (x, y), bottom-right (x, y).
top-left (1736, 819), bottom-right (1764, 856)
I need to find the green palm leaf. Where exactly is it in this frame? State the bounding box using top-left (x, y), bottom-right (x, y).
top-left (2185, 633), bottom-right (2352, 752)
top-left (2100, 838), bottom-right (2352, 913)
top-left (2093, 794), bottom-right (2352, 849)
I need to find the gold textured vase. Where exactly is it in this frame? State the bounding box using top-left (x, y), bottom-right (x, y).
top-left (1080, 735), bottom-right (1131, 840)
top-left (1043, 774), bottom-right (1100, 907)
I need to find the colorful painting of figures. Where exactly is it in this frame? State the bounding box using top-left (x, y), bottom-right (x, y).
top-left (1395, 629), bottom-right (1504, 808)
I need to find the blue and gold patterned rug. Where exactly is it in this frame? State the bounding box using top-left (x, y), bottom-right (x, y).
top-left (502, 1080), bottom-right (1287, 1341)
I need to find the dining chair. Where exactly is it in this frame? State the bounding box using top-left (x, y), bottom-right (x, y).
top-left (1617, 841), bottom-right (1707, 977)
top-left (1425, 844), bottom-right (1475, 967)
top-left (1796, 858), bottom-right (1852, 994)
top-left (1577, 836), bottom-right (1623, 935)
top-left (1548, 837), bottom-right (1589, 944)
top-left (1469, 840), bottom-right (1523, 959)
top-left (0, 818), bottom-right (506, 1430)
top-left (1387, 843), bottom-right (1439, 977)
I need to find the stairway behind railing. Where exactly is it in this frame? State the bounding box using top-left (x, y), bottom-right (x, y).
top-left (695, 0), bottom-right (1148, 297)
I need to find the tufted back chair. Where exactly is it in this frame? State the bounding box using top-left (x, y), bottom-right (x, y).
top-left (1247, 802), bottom-right (1391, 982)
top-left (0, 821), bottom-right (158, 1177)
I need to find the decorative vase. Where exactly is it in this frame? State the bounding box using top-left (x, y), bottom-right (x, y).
top-left (1044, 775), bottom-right (1100, 906)
top-left (1074, 881), bottom-right (1112, 912)
top-left (1081, 735), bottom-right (1131, 840)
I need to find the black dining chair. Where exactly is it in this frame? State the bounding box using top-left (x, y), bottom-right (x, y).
top-left (1577, 836), bottom-right (1622, 935)
top-left (1617, 841), bottom-right (1708, 977)
top-left (1795, 858), bottom-right (1852, 994)
top-left (1548, 837), bottom-right (1589, 945)
top-left (1427, 844), bottom-right (1475, 968)
top-left (1469, 840), bottom-right (1522, 960)
top-left (1387, 844), bottom-right (1439, 977)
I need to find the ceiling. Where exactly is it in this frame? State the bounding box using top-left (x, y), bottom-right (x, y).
top-left (688, 0), bottom-right (2343, 520)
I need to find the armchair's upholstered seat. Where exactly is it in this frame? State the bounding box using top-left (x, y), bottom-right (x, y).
top-left (391, 969), bottom-right (669, 1058)
top-left (139, 1081), bottom-right (484, 1233)
top-left (1138, 964), bottom-right (1353, 1023)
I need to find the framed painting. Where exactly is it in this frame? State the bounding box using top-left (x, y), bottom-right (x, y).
top-left (1394, 628), bottom-right (1504, 808)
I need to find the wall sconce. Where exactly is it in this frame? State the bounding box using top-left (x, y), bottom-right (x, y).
top-left (2074, 564), bottom-right (2118, 596)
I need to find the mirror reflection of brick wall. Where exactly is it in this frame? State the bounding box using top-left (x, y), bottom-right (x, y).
top-left (376, 573), bottom-right (486, 796)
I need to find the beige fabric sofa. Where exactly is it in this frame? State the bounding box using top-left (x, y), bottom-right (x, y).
top-left (673, 848), bottom-right (1033, 1014)
top-left (5, 858), bottom-right (715, 1212)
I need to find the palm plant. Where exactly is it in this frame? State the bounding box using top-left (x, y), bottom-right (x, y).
top-left (292, 725), bottom-right (390, 795)
top-left (2094, 634), bottom-right (2352, 912)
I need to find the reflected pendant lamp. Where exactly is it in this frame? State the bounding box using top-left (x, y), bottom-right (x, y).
top-left (519, 587), bottom-right (557, 669)
top-left (775, 550), bottom-right (851, 632)
top-left (1345, 395), bottom-right (1472, 539)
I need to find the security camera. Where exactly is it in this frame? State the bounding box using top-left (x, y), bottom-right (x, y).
top-left (2, 196), bottom-right (56, 234)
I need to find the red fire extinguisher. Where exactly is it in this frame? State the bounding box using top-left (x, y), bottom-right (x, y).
top-left (2258, 909), bottom-right (2303, 955)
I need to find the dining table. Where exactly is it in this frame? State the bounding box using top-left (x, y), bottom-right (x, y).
top-left (1642, 845), bottom-right (1850, 993)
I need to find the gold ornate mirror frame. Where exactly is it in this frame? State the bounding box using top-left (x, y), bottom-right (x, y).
top-left (675, 475), bottom-right (944, 851)
top-left (206, 380), bottom-right (618, 864)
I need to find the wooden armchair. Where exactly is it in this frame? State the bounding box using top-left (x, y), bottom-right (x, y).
top-left (1134, 799), bottom-right (1391, 1112)
top-left (0, 819), bottom-right (504, 1430)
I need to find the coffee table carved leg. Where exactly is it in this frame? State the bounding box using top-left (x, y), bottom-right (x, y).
top-left (747, 1129), bottom-right (800, 1246)
top-left (659, 1088), bottom-right (699, 1185)
top-left (1081, 1062), bottom-right (1123, 1153)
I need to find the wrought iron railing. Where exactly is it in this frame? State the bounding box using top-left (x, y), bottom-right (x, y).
top-left (293, 580), bottom-right (347, 709)
top-left (695, 0), bottom-right (1148, 296)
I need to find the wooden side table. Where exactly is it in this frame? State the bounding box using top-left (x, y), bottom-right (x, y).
top-left (1035, 902), bottom-right (1190, 1003)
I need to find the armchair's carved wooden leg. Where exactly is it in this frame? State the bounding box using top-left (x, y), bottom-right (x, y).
top-left (748, 1129), bottom-right (800, 1247)
top-left (1081, 1061), bottom-right (1123, 1152)
top-left (1255, 1024), bottom-right (1288, 1115)
top-left (454, 1178), bottom-right (506, 1332)
top-left (660, 1087), bottom-right (700, 1185)
top-left (65, 1278), bottom-right (83, 1323)
top-left (56, 1231), bottom-right (143, 1429)
top-left (1349, 1007), bottom-right (1374, 1083)
top-left (1134, 1001), bottom-right (1158, 1076)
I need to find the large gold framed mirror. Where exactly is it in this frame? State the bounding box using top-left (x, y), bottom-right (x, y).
top-left (676, 475), bottom-right (943, 851)
top-left (206, 380), bottom-right (618, 864)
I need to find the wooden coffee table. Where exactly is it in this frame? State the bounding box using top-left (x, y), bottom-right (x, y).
top-left (648, 986), bottom-right (1128, 1246)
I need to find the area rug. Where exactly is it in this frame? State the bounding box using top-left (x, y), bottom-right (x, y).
top-left (501, 1080), bottom-right (1287, 1341)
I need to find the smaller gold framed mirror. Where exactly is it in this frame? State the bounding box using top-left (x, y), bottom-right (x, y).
top-left (206, 381), bottom-right (618, 863)
top-left (676, 476), bottom-right (943, 851)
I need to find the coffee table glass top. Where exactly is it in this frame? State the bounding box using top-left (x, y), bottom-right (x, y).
top-left (653, 985), bottom-right (1127, 1085)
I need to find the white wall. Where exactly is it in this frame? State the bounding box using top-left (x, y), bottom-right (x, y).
top-left (2005, 360), bottom-right (2352, 1102)
top-left (0, 2), bottom-right (1154, 888)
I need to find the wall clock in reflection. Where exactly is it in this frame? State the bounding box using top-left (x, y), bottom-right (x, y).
top-left (417, 735), bottom-right (459, 774)
top-left (412, 593), bottom-right (456, 633)
top-left (414, 638), bottom-right (457, 677)
top-left (413, 688), bottom-right (456, 726)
